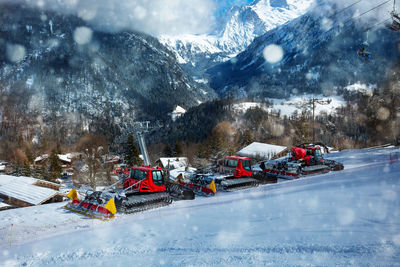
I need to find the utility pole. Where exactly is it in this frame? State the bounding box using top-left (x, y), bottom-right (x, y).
top-left (310, 98), bottom-right (331, 143)
top-left (312, 98), bottom-right (315, 143)
top-left (297, 97), bottom-right (331, 143)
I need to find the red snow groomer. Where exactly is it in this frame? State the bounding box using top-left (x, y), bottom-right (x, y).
top-left (294, 143), bottom-right (344, 171)
top-left (188, 155), bottom-right (259, 192)
top-left (65, 166), bottom-right (194, 220)
top-left (219, 155), bottom-right (277, 185)
top-left (261, 143), bottom-right (343, 179)
top-left (214, 155), bottom-right (260, 191)
top-left (219, 155), bottom-right (253, 178)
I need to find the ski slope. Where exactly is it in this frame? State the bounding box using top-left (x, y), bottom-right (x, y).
top-left (1, 147), bottom-right (400, 266)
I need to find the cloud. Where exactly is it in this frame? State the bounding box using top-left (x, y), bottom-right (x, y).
top-left (21, 0), bottom-right (218, 36)
top-left (315, 0), bottom-right (396, 30)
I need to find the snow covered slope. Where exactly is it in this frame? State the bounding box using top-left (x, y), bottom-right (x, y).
top-left (232, 94), bottom-right (345, 117)
top-left (1, 146), bottom-right (400, 265)
top-left (159, 0), bottom-right (314, 77)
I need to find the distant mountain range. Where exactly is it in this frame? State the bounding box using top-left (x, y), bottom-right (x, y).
top-left (207, 4), bottom-right (400, 98)
top-left (0, 3), bottom-right (216, 139)
top-left (159, 0), bottom-right (314, 78)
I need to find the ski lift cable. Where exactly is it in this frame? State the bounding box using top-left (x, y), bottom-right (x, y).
top-left (328, 0), bottom-right (363, 19)
top-left (344, 0), bottom-right (392, 25)
top-left (323, 0), bottom-right (391, 35)
top-left (363, 17), bottom-right (392, 32)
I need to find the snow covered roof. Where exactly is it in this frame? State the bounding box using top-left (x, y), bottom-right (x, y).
top-left (237, 142), bottom-right (287, 160)
top-left (58, 154), bottom-right (71, 163)
top-left (0, 165), bottom-right (5, 171)
top-left (171, 105), bottom-right (187, 121)
top-left (66, 152), bottom-right (83, 159)
top-left (34, 154), bottom-right (72, 163)
top-left (157, 157), bottom-right (188, 170)
top-left (0, 179), bottom-right (60, 205)
top-left (0, 175), bottom-right (61, 188)
top-left (34, 154), bottom-right (49, 162)
top-left (169, 166), bottom-right (197, 181)
top-left (0, 175), bottom-right (61, 205)
top-left (173, 105), bottom-right (186, 114)
top-left (0, 175), bottom-right (37, 186)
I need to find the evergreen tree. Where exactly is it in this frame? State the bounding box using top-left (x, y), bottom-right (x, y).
top-left (56, 142), bottom-right (62, 154)
top-left (41, 136), bottom-right (47, 154)
top-left (124, 136), bottom-right (143, 166)
top-left (49, 149), bottom-right (62, 181)
top-left (25, 144), bottom-right (34, 164)
top-left (241, 129), bottom-right (254, 147)
top-left (14, 164), bottom-right (23, 176)
top-left (22, 160), bottom-right (31, 177)
top-left (163, 142), bottom-right (173, 157)
top-left (196, 142), bottom-right (209, 158)
top-left (173, 140), bottom-right (183, 157)
top-left (41, 165), bottom-right (50, 181)
top-left (31, 166), bottom-right (40, 179)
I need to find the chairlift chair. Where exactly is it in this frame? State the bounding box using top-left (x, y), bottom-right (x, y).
top-left (357, 31), bottom-right (372, 60)
top-left (357, 46), bottom-right (372, 60)
top-left (390, 11), bottom-right (400, 30)
top-left (389, 0), bottom-right (400, 31)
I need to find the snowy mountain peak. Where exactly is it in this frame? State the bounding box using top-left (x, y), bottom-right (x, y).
top-left (268, 0), bottom-right (289, 8)
top-left (159, 0), bottom-right (314, 78)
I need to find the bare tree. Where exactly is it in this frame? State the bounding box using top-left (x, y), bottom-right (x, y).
top-left (75, 133), bottom-right (108, 191)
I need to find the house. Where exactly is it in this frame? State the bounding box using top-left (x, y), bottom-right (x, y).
top-left (237, 142), bottom-right (288, 160)
top-left (171, 105), bottom-right (186, 121)
top-left (0, 175), bottom-right (64, 208)
top-left (34, 154), bottom-right (49, 166)
top-left (156, 157), bottom-right (188, 170)
top-left (58, 154), bottom-right (72, 168)
top-left (34, 154), bottom-right (73, 169)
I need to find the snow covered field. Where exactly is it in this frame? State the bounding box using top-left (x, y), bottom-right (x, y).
top-left (1, 147), bottom-right (400, 266)
top-left (233, 94), bottom-right (346, 117)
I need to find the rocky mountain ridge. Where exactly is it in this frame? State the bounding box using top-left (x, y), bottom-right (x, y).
top-left (159, 0), bottom-right (314, 78)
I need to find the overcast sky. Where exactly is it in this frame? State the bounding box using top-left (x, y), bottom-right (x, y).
top-left (9, 0), bottom-right (393, 36)
top-left (14, 0), bottom-right (255, 36)
top-left (216, 0), bottom-right (254, 14)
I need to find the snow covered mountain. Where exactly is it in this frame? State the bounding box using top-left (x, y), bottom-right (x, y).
top-left (159, 0), bottom-right (314, 78)
top-left (0, 3), bottom-right (216, 140)
top-left (208, 3), bottom-right (400, 98)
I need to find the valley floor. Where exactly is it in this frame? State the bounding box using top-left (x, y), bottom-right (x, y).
top-left (1, 147), bottom-right (400, 266)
